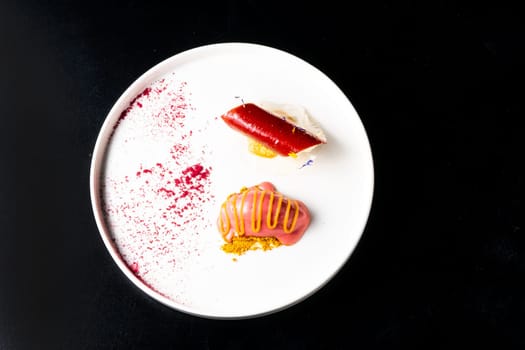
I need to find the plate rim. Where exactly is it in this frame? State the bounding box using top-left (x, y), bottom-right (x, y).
top-left (89, 41), bottom-right (375, 319)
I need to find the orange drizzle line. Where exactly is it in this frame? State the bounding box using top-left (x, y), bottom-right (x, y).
top-left (230, 190), bottom-right (248, 235)
top-left (220, 186), bottom-right (300, 237)
top-left (230, 194), bottom-right (239, 234)
top-left (219, 201), bottom-right (231, 235)
top-left (251, 189), bottom-right (265, 233)
top-left (283, 200), bottom-right (300, 234)
top-left (266, 191), bottom-right (283, 229)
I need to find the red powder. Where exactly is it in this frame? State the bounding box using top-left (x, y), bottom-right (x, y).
top-left (132, 162), bottom-right (212, 222)
top-left (158, 188), bottom-right (176, 196)
top-left (129, 262), bottom-right (139, 273)
top-left (104, 75), bottom-right (213, 301)
top-left (128, 262), bottom-right (169, 298)
top-left (113, 87), bottom-right (152, 132)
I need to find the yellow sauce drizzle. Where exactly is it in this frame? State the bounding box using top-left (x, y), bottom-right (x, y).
top-left (230, 189), bottom-right (248, 235)
top-left (219, 185), bottom-right (300, 237)
top-left (266, 191), bottom-right (283, 229)
top-left (283, 200), bottom-right (300, 234)
top-left (251, 189), bottom-right (265, 233)
top-left (218, 201), bottom-right (230, 234)
top-left (230, 193), bottom-right (240, 234)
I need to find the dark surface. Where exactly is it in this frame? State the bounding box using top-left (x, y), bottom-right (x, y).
top-left (2, 1), bottom-right (523, 349)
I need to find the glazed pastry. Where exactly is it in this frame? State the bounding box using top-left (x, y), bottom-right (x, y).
top-left (220, 103), bottom-right (326, 158)
top-left (217, 182), bottom-right (311, 246)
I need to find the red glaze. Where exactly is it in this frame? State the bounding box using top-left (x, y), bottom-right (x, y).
top-left (217, 182), bottom-right (311, 245)
top-left (221, 103), bottom-right (325, 156)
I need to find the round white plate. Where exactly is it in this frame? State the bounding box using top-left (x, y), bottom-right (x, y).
top-left (90, 42), bottom-right (374, 319)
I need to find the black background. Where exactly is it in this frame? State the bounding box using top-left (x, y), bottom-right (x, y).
top-left (2, 1), bottom-right (523, 349)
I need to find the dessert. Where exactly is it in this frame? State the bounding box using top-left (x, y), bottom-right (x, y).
top-left (217, 182), bottom-right (311, 254)
top-left (220, 102), bottom-right (326, 158)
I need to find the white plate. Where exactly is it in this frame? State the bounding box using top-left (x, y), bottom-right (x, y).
top-left (90, 42), bottom-right (374, 319)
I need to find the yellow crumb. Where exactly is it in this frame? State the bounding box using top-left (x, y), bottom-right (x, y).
top-left (248, 139), bottom-right (277, 158)
top-left (221, 236), bottom-right (282, 255)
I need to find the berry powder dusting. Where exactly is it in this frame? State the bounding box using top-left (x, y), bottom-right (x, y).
top-left (101, 73), bottom-right (220, 305)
